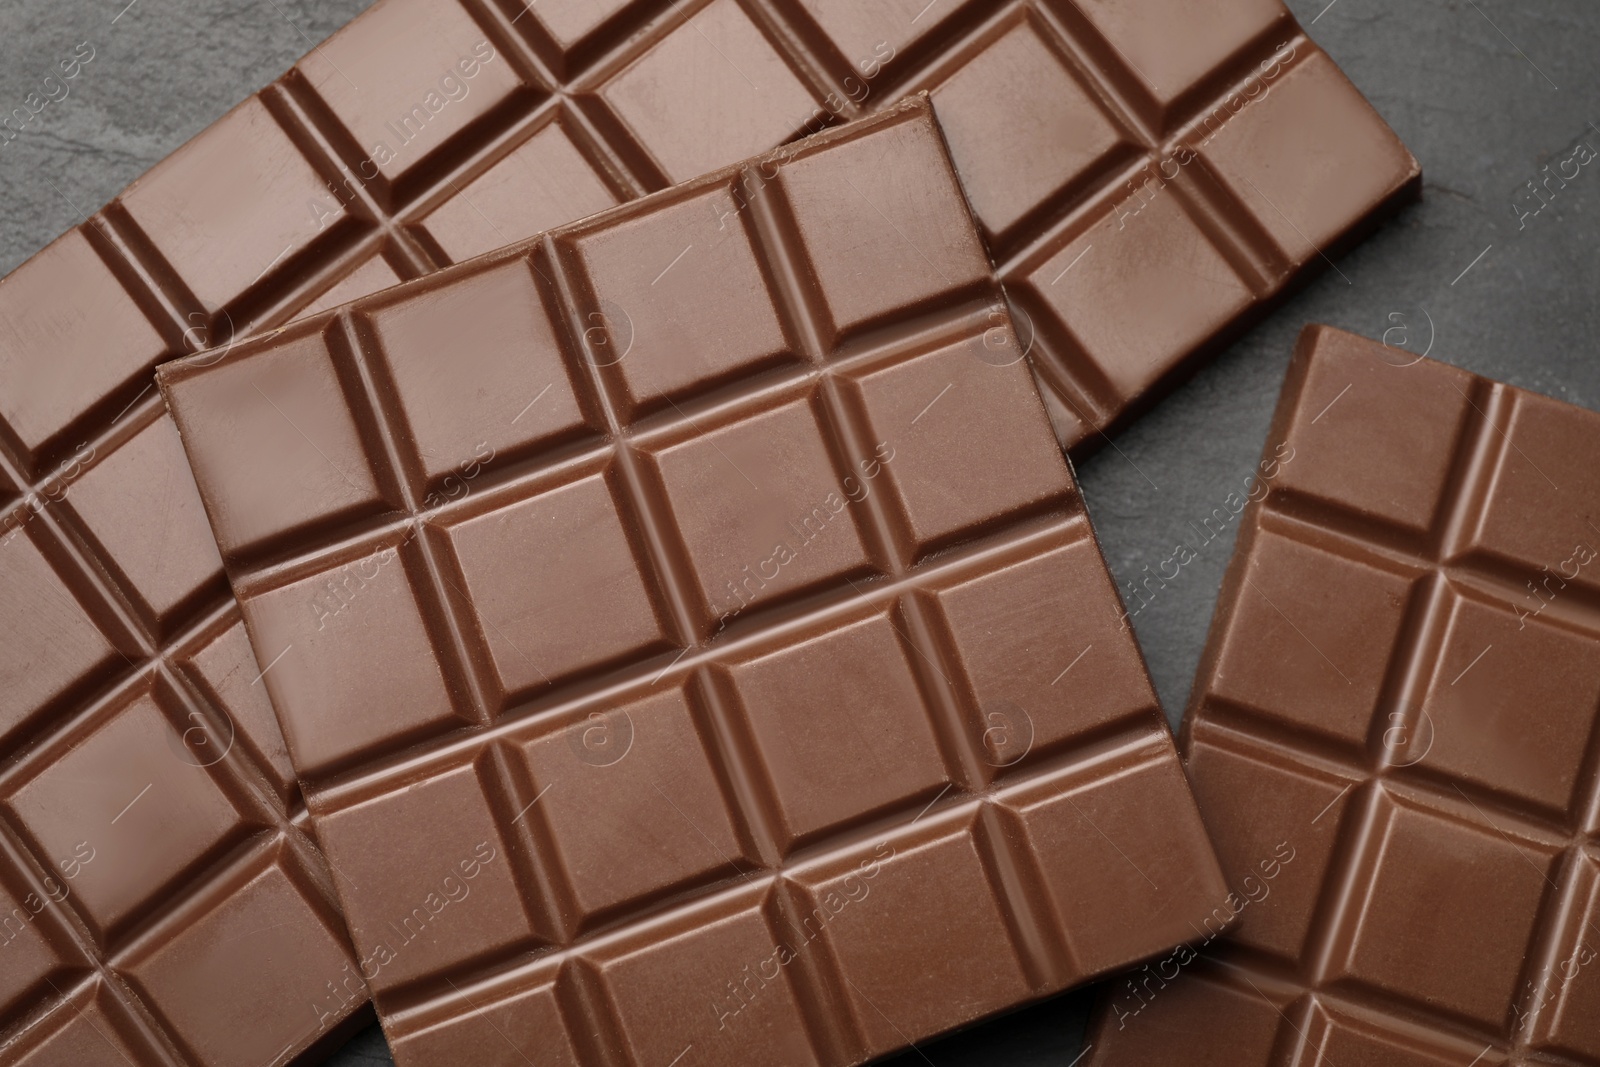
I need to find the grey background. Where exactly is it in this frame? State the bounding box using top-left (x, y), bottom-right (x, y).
top-left (2, 0), bottom-right (1596, 1063)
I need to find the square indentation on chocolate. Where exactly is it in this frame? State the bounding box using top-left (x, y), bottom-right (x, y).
top-left (788, 815), bottom-right (1030, 1055)
top-left (518, 687), bottom-right (748, 923)
top-left (364, 257), bottom-right (590, 486)
top-left (6, 693), bottom-right (243, 939)
top-left (162, 326), bottom-right (389, 559)
top-left (1209, 529), bottom-right (1415, 748)
top-left (121, 97), bottom-right (346, 313)
top-left (1183, 734), bottom-right (1359, 962)
top-left (648, 397), bottom-right (871, 621)
top-left (1467, 389), bottom-right (1600, 592)
top-left (1064, 0), bottom-right (1287, 120)
top-left (1330, 789), bottom-right (1560, 1027)
top-left (722, 612), bottom-right (949, 848)
top-left (0, 533), bottom-right (119, 747)
top-left (299, 0), bottom-right (531, 186)
top-left (418, 120), bottom-right (618, 264)
top-left (118, 848), bottom-right (355, 1067)
top-left (1198, 50), bottom-right (1418, 264)
top-left (778, 110), bottom-right (992, 340)
top-left (66, 415), bottom-right (223, 628)
top-left (0, 228), bottom-right (169, 456)
top-left (1019, 184), bottom-right (1254, 406)
top-left (441, 474), bottom-right (670, 698)
top-left (998, 746), bottom-right (1230, 977)
top-left (846, 334), bottom-right (1073, 549)
top-left (932, 540), bottom-right (1157, 767)
top-left (241, 540), bottom-right (459, 778)
top-left (586, 890), bottom-right (819, 1066)
top-left (569, 183), bottom-right (794, 411)
top-left (1418, 590), bottom-right (1600, 814)
top-left (601, 0), bottom-right (820, 184)
top-left (388, 969), bottom-right (580, 1066)
top-left (1273, 327), bottom-right (1475, 538)
top-left (930, 16), bottom-right (1134, 242)
top-left (313, 761), bottom-right (540, 993)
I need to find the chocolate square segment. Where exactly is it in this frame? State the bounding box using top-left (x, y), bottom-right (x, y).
top-left (571, 184), bottom-right (793, 409)
top-left (600, 0), bottom-right (819, 183)
top-left (243, 538), bottom-right (458, 777)
top-left (160, 103), bottom-right (1225, 1066)
top-left (299, 0), bottom-right (530, 184)
top-left (1329, 791), bottom-right (1557, 1027)
top-left (118, 848), bottom-right (358, 1067)
top-left (121, 97), bottom-right (344, 313)
top-left (166, 325), bottom-right (388, 557)
top-left (520, 688), bottom-right (746, 921)
top-left (66, 414), bottom-right (223, 625)
top-left (388, 972), bottom-right (580, 1066)
top-left (0, 533), bottom-right (118, 745)
top-left (779, 113), bottom-right (991, 339)
top-left (0, 228), bottom-right (169, 453)
top-left (1198, 51), bottom-right (1421, 262)
top-left (444, 474), bottom-right (668, 696)
top-left (417, 119), bottom-right (618, 262)
top-left (6, 694), bottom-right (242, 939)
top-left (790, 815), bottom-right (1031, 1056)
top-left (929, 18), bottom-right (1132, 241)
top-left (1066, 0), bottom-right (1289, 118)
top-left (650, 396), bottom-right (871, 620)
top-left (364, 257), bottom-right (588, 483)
top-left (589, 891), bottom-right (819, 1067)
top-left (1087, 325), bottom-right (1600, 1067)
top-left (724, 613), bottom-right (949, 846)
top-left (312, 761), bottom-right (540, 995)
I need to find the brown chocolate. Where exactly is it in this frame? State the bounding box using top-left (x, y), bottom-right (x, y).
top-left (0, 155), bottom-right (363, 1067)
top-left (1087, 326), bottom-right (1600, 1066)
top-left (0, 0), bottom-right (1417, 1056)
top-left (159, 100), bottom-right (1228, 1067)
top-left (11, 0), bottom-right (1415, 458)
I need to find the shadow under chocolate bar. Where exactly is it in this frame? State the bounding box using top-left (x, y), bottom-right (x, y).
top-left (159, 99), bottom-right (1230, 1067)
top-left (1086, 325), bottom-right (1600, 1066)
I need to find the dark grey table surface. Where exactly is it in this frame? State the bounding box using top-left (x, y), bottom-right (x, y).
top-left (2, 1), bottom-right (1596, 1063)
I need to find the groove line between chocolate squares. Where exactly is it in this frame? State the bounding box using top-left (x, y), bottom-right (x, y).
top-left (1186, 372), bottom-right (1600, 1063)
top-left (272, 129), bottom-right (1113, 1036)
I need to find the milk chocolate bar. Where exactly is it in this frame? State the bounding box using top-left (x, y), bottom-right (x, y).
top-left (1087, 326), bottom-right (1600, 1066)
top-left (0, 128), bottom-right (364, 1067)
top-left (159, 100), bottom-right (1229, 1067)
top-left (14, 0), bottom-right (1415, 457)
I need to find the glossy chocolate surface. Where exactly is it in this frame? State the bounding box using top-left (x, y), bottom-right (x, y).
top-left (161, 102), bottom-right (1228, 1067)
top-left (1088, 326), bottom-right (1600, 1066)
top-left (8, 0), bottom-right (1415, 457)
top-left (0, 105), bottom-right (362, 1067)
